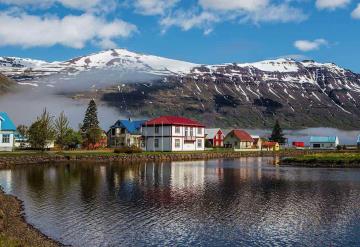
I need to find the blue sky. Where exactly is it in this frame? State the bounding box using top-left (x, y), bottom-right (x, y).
top-left (0, 0), bottom-right (359, 72)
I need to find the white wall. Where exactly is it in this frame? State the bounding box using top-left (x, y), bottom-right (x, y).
top-left (0, 131), bottom-right (14, 151)
top-left (142, 125), bottom-right (205, 152)
top-left (310, 142), bottom-right (337, 150)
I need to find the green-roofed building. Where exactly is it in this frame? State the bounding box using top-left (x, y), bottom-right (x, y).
top-left (309, 136), bottom-right (339, 150)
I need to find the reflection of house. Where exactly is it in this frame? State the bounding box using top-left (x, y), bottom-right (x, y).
top-left (224, 130), bottom-right (254, 150)
top-left (251, 135), bottom-right (262, 150)
top-left (0, 112), bottom-right (16, 151)
top-left (171, 161), bottom-right (205, 189)
top-left (142, 116), bottom-right (205, 152)
top-left (108, 119), bottom-right (146, 148)
top-left (262, 141), bottom-right (280, 151)
top-left (310, 136), bottom-right (339, 150)
top-left (205, 128), bottom-right (224, 147)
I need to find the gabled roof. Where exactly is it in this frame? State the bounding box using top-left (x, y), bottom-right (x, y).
top-left (227, 129), bottom-right (254, 142)
top-left (0, 112), bottom-right (16, 131)
top-left (310, 136), bottom-right (338, 143)
top-left (144, 116), bottom-right (205, 127)
top-left (205, 128), bottom-right (223, 139)
top-left (111, 119), bottom-right (146, 134)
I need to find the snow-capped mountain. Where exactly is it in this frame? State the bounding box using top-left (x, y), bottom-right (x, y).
top-left (1, 49), bottom-right (360, 129)
top-left (0, 49), bottom-right (197, 83)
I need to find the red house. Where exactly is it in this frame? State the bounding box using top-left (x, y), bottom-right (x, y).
top-left (205, 128), bottom-right (225, 147)
top-left (292, 142), bottom-right (305, 148)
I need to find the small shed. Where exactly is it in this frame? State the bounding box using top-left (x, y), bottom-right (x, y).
top-left (292, 142), bottom-right (305, 149)
top-left (310, 136), bottom-right (339, 150)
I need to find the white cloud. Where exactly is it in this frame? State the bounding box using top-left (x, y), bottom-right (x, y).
top-left (160, 2), bottom-right (307, 34)
top-left (160, 10), bottom-right (218, 34)
top-left (245, 4), bottom-right (307, 23)
top-left (134, 0), bottom-right (179, 15)
top-left (315, 0), bottom-right (351, 10)
top-left (0, 11), bottom-right (137, 49)
top-left (199, 0), bottom-right (269, 12)
top-left (351, 4), bottom-right (360, 19)
top-left (294, 39), bottom-right (328, 52)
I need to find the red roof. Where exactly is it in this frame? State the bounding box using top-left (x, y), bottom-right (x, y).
top-left (230, 130), bottom-right (254, 142)
top-left (144, 116), bottom-right (205, 127)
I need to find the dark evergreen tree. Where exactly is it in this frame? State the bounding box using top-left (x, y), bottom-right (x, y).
top-left (81, 99), bottom-right (102, 148)
top-left (269, 120), bottom-right (286, 144)
top-left (81, 99), bottom-right (99, 133)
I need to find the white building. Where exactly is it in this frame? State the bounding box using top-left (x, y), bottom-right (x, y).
top-left (310, 136), bottom-right (339, 150)
top-left (142, 116), bottom-right (205, 152)
top-left (0, 112), bottom-right (16, 151)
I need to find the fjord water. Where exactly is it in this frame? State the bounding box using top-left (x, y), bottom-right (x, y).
top-left (1, 158), bottom-right (360, 247)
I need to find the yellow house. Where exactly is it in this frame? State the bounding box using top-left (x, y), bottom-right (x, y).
top-left (262, 141), bottom-right (280, 151)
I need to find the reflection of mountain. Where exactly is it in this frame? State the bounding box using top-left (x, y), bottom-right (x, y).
top-left (1, 160), bottom-right (360, 246)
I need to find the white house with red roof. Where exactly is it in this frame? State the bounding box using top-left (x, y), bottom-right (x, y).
top-left (224, 129), bottom-right (255, 150)
top-left (142, 116), bottom-right (205, 152)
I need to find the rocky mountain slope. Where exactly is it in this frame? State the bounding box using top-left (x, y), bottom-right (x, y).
top-left (1, 49), bottom-right (360, 129)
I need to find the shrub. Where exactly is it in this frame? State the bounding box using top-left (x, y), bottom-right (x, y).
top-left (114, 146), bottom-right (142, 154)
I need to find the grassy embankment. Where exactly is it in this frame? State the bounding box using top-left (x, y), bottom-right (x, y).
top-left (283, 152), bottom-right (360, 167)
top-left (0, 188), bottom-right (60, 247)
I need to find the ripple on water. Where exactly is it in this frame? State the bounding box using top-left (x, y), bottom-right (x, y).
top-left (0, 158), bottom-right (360, 247)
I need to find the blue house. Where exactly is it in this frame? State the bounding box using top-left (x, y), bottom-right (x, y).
top-left (107, 119), bottom-right (146, 148)
top-left (310, 136), bottom-right (339, 150)
top-left (0, 112), bottom-right (16, 151)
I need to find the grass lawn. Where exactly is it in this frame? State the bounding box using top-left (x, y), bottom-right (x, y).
top-left (283, 152), bottom-right (360, 163)
top-left (0, 149), bottom-right (239, 158)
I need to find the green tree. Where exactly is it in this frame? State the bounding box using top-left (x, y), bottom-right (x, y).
top-left (54, 111), bottom-right (70, 148)
top-left (63, 129), bottom-right (83, 149)
top-left (81, 99), bottom-right (102, 148)
top-left (28, 109), bottom-right (55, 150)
top-left (269, 120), bottom-right (286, 144)
top-left (16, 125), bottom-right (28, 138)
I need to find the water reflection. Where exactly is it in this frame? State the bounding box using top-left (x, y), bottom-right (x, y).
top-left (0, 158), bottom-right (360, 247)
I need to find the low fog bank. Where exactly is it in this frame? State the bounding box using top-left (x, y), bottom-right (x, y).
top-left (0, 89), bottom-right (121, 129)
top-left (245, 128), bottom-right (360, 145)
top-left (0, 69), bottom-right (162, 129)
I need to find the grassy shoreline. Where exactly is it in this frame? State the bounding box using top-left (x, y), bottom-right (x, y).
top-left (282, 152), bottom-right (360, 167)
top-left (0, 187), bottom-right (61, 247)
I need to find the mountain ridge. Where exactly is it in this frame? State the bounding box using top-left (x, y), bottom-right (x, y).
top-left (1, 49), bottom-right (360, 129)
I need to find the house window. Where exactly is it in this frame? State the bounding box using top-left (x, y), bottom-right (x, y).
top-left (120, 128), bottom-right (125, 134)
top-left (185, 127), bottom-right (189, 136)
top-left (155, 126), bottom-right (160, 134)
top-left (197, 128), bottom-right (202, 135)
top-left (190, 128), bottom-right (194, 136)
top-left (2, 134), bottom-right (10, 143)
top-left (197, 139), bottom-right (202, 148)
top-left (175, 126), bottom-right (181, 134)
top-left (154, 138), bottom-right (159, 148)
top-left (175, 139), bottom-right (181, 148)
top-left (111, 128), bottom-right (116, 136)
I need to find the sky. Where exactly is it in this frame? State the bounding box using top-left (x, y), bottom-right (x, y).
top-left (0, 0), bottom-right (359, 72)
